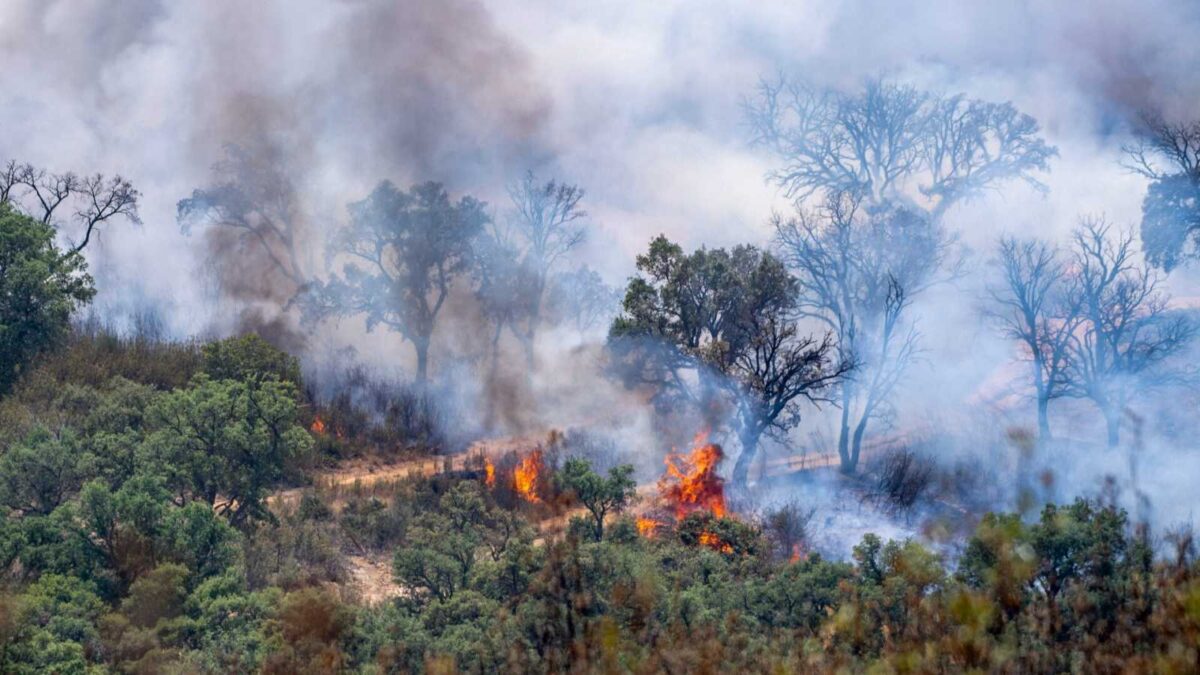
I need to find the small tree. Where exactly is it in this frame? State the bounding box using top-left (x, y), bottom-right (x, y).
top-left (309, 181), bottom-right (488, 384)
top-left (558, 458), bottom-right (636, 542)
top-left (0, 205), bottom-right (95, 394)
top-left (201, 333), bottom-right (303, 389)
top-left (1061, 218), bottom-right (1195, 447)
top-left (987, 237), bottom-right (1081, 440)
top-left (0, 429), bottom-right (84, 515)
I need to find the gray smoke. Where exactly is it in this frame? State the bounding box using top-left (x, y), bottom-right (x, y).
top-left (4, 0), bottom-right (1200, 546)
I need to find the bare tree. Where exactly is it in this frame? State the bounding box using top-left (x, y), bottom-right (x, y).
top-left (1122, 113), bottom-right (1200, 182)
top-left (177, 144), bottom-right (310, 291)
top-left (473, 228), bottom-right (531, 365)
top-left (729, 314), bottom-right (846, 486)
top-left (750, 76), bottom-right (1054, 473)
top-left (987, 237), bottom-right (1081, 440)
top-left (747, 77), bottom-right (1056, 219)
top-left (0, 160), bottom-right (140, 253)
top-left (495, 171), bottom-right (587, 365)
top-left (1121, 112), bottom-right (1200, 271)
top-left (546, 266), bottom-right (621, 333)
top-left (307, 181), bottom-right (488, 384)
top-left (1061, 217), bottom-right (1195, 447)
top-left (774, 193), bottom-right (945, 473)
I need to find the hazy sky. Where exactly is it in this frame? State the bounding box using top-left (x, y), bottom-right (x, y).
top-left (3, 0), bottom-right (1198, 328)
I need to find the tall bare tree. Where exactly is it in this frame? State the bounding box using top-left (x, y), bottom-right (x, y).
top-left (751, 76), bottom-right (1054, 473)
top-left (1062, 217), bottom-right (1195, 447)
top-left (0, 160), bottom-right (140, 253)
top-left (987, 237), bottom-right (1080, 440)
top-left (307, 181), bottom-right (488, 384)
top-left (497, 171), bottom-right (587, 365)
top-left (747, 77), bottom-right (1056, 220)
top-left (774, 193), bottom-right (947, 473)
top-left (1122, 112), bottom-right (1200, 271)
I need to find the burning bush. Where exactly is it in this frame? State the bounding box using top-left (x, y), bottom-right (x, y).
top-left (658, 431), bottom-right (727, 520)
top-left (636, 517), bottom-right (661, 538)
top-left (631, 431), bottom-right (732, 541)
top-left (480, 441), bottom-right (564, 511)
top-left (513, 449), bottom-right (544, 504)
top-left (676, 511), bottom-right (761, 556)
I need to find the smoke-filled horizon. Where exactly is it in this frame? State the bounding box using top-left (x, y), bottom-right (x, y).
top-left (4, 0), bottom-right (1200, 539)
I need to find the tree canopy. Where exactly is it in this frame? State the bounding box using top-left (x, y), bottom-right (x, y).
top-left (0, 205), bottom-right (95, 394)
top-left (610, 236), bottom-right (844, 485)
top-left (308, 181), bottom-right (488, 384)
top-left (1123, 113), bottom-right (1200, 271)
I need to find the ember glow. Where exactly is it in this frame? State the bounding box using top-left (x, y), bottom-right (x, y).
top-left (513, 449), bottom-right (543, 503)
top-left (659, 431), bottom-right (727, 520)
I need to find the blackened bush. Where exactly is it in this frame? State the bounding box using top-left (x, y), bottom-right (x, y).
top-left (761, 501), bottom-right (815, 562)
top-left (868, 447), bottom-right (934, 514)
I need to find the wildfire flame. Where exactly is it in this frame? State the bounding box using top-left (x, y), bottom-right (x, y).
top-left (484, 458), bottom-right (496, 488)
top-left (698, 531), bottom-right (734, 553)
top-left (636, 517), bottom-right (660, 538)
top-left (310, 417), bottom-right (327, 435)
top-left (789, 543), bottom-right (805, 563)
top-left (513, 449), bottom-right (543, 503)
top-left (659, 431), bottom-right (727, 520)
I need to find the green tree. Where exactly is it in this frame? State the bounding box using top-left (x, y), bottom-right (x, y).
top-left (0, 428), bottom-right (84, 515)
top-left (1122, 113), bottom-right (1200, 271)
top-left (202, 333), bottom-right (303, 388)
top-left (2, 574), bottom-right (106, 674)
top-left (144, 374), bottom-right (313, 526)
top-left (609, 236), bottom-right (843, 485)
top-left (394, 485), bottom-right (488, 603)
top-left (558, 458), bottom-right (636, 542)
top-left (0, 204), bottom-right (95, 394)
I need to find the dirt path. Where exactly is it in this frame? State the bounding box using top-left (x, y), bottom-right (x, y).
top-left (272, 429), bottom-right (904, 605)
top-left (270, 432), bottom-right (555, 509)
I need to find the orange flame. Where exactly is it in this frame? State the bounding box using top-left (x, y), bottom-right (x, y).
top-left (636, 517), bottom-right (661, 538)
top-left (659, 431), bottom-right (727, 520)
top-left (484, 458), bottom-right (496, 488)
top-left (513, 449), bottom-right (543, 503)
top-left (698, 531), bottom-right (734, 554)
top-left (789, 543), bottom-right (805, 563)
top-left (310, 417), bottom-right (327, 435)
